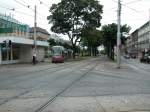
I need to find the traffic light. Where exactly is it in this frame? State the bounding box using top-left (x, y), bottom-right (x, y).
top-left (2, 40), bottom-right (12, 48)
top-left (3, 40), bottom-right (6, 44)
top-left (9, 40), bottom-right (12, 46)
top-left (2, 40), bottom-right (7, 48)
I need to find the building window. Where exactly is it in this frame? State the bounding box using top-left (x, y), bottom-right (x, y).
top-left (1, 44), bottom-right (11, 61)
top-left (12, 45), bottom-right (20, 60)
top-left (1, 44), bottom-right (20, 61)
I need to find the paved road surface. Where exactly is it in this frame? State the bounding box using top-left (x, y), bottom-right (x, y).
top-left (0, 57), bottom-right (150, 112)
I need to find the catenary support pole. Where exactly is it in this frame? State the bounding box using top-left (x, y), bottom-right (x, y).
top-left (149, 9), bottom-right (150, 50)
top-left (34, 5), bottom-right (37, 50)
top-left (117, 0), bottom-right (121, 68)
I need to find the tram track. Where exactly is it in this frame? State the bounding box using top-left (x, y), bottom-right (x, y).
top-left (0, 62), bottom-right (78, 81)
top-left (0, 59), bottom-right (91, 85)
top-left (34, 60), bottom-right (98, 112)
top-left (0, 59), bottom-right (95, 106)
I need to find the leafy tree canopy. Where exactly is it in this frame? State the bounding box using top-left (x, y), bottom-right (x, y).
top-left (47, 38), bottom-right (57, 47)
top-left (47, 0), bottom-right (103, 55)
top-left (102, 23), bottom-right (131, 45)
top-left (101, 23), bottom-right (131, 59)
top-left (81, 28), bottom-right (102, 47)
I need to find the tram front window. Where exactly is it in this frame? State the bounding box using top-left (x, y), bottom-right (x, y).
top-left (53, 51), bottom-right (61, 56)
top-left (52, 47), bottom-right (62, 56)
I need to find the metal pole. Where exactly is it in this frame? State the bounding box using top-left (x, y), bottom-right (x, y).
top-left (149, 9), bottom-right (150, 50)
top-left (117, 0), bottom-right (121, 68)
top-left (6, 41), bottom-right (9, 61)
top-left (34, 5), bottom-right (37, 50)
top-left (0, 44), bottom-right (2, 64)
top-left (10, 43), bottom-right (13, 60)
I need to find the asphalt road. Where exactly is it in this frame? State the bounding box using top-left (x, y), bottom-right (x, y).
top-left (0, 57), bottom-right (150, 112)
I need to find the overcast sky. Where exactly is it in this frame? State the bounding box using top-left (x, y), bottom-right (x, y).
top-left (0, 0), bottom-right (150, 39)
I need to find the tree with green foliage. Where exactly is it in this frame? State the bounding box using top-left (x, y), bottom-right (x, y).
top-left (81, 28), bottom-right (102, 56)
top-left (63, 42), bottom-right (72, 50)
top-left (47, 38), bottom-right (57, 47)
top-left (101, 23), bottom-right (131, 60)
top-left (48, 38), bottom-right (72, 50)
top-left (47, 0), bottom-right (103, 58)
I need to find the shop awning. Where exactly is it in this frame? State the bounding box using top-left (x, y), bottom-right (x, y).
top-left (0, 36), bottom-right (49, 47)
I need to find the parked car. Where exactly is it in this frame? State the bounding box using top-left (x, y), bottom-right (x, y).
top-left (130, 54), bottom-right (136, 59)
top-left (124, 54), bottom-right (130, 59)
top-left (140, 53), bottom-right (150, 63)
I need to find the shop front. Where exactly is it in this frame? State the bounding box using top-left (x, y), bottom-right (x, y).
top-left (0, 36), bottom-right (49, 64)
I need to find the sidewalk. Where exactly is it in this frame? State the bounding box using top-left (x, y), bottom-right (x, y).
top-left (0, 58), bottom-right (52, 68)
top-left (0, 59), bottom-right (53, 73)
top-left (122, 57), bottom-right (150, 72)
top-left (44, 94), bottom-right (150, 112)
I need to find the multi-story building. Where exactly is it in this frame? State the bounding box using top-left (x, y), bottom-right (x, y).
top-left (29, 27), bottom-right (50, 41)
top-left (126, 36), bottom-right (132, 52)
top-left (126, 20), bottom-right (150, 58)
top-left (0, 13), bottom-right (49, 64)
top-left (127, 29), bottom-right (138, 57)
top-left (138, 21), bottom-right (150, 52)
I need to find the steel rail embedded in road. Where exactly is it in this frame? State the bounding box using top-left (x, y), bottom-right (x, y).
top-left (34, 61), bottom-right (98, 112)
top-left (0, 59), bottom-right (94, 106)
top-left (0, 62), bottom-right (78, 81)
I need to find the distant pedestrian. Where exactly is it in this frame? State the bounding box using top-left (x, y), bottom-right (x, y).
top-left (32, 48), bottom-right (37, 65)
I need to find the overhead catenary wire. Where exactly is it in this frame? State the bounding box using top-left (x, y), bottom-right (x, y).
top-left (13, 0), bottom-right (47, 18)
top-left (0, 4), bottom-right (15, 11)
top-left (0, 0), bottom-right (49, 20)
top-left (111, 0), bottom-right (145, 16)
top-left (121, 3), bottom-right (144, 14)
top-left (102, 18), bottom-right (145, 23)
top-left (0, 5), bottom-right (47, 20)
top-left (19, 0), bottom-right (29, 6)
top-left (104, 7), bottom-right (117, 12)
top-left (124, 0), bottom-right (143, 5)
top-left (0, 4), bottom-right (32, 17)
top-left (38, 0), bottom-right (50, 8)
top-left (101, 1), bottom-right (145, 22)
top-left (0, 5), bottom-right (48, 26)
top-left (13, 0), bottom-right (30, 8)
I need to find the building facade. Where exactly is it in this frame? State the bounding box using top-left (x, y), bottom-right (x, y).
top-left (0, 13), bottom-right (49, 64)
top-left (29, 27), bottom-right (50, 41)
top-left (138, 21), bottom-right (150, 52)
top-left (127, 29), bottom-right (138, 57)
top-left (126, 21), bottom-right (150, 58)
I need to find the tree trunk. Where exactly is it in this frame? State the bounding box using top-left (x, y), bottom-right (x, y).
top-left (94, 47), bottom-right (97, 56)
top-left (72, 44), bottom-right (76, 59)
top-left (111, 47), bottom-right (114, 60)
top-left (88, 47), bottom-right (90, 56)
top-left (91, 46), bottom-right (93, 56)
top-left (109, 41), bottom-right (111, 59)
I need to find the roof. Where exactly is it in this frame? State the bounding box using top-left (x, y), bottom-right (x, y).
top-left (29, 27), bottom-right (50, 35)
top-left (130, 20), bottom-right (150, 34)
top-left (138, 20), bottom-right (150, 31)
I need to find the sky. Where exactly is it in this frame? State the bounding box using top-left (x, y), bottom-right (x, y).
top-left (0, 0), bottom-right (150, 40)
